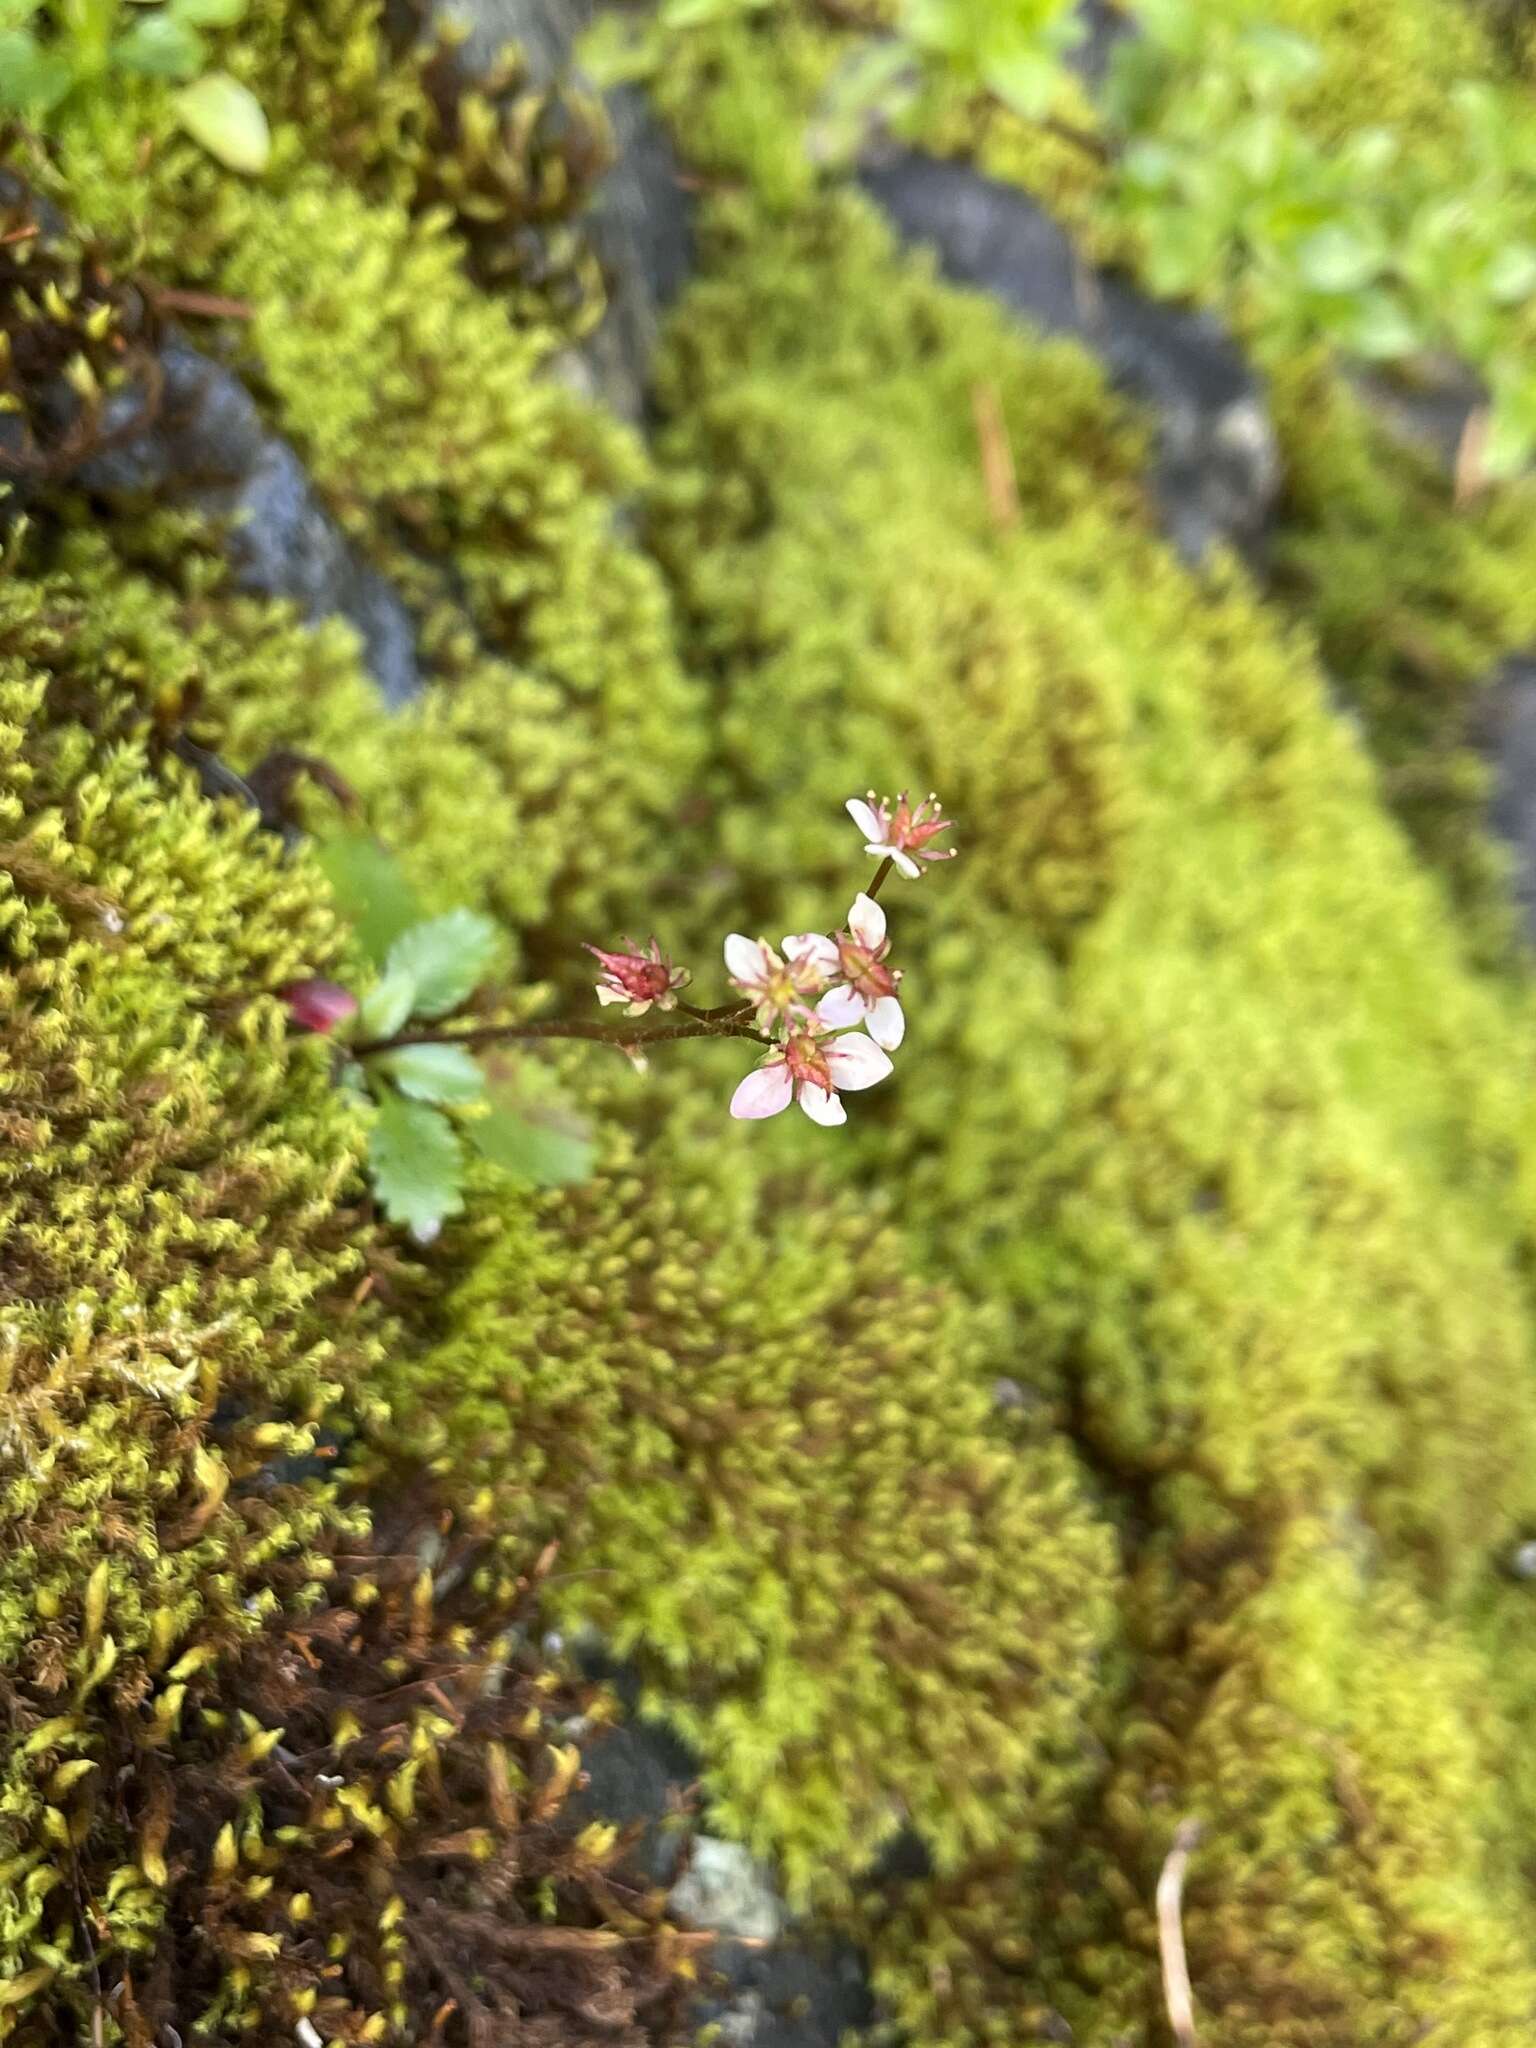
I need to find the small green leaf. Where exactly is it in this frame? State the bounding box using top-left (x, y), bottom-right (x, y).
top-left (1334, 289), bottom-right (1422, 361)
top-left (173, 70), bottom-right (270, 173)
top-left (1238, 25), bottom-right (1321, 96)
top-left (314, 833), bottom-right (423, 966)
top-left (384, 910), bottom-right (503, 1020)
top-left (338, 1058), bottom-right (371, 1105)
top-left (380, 1042), bottom-right (486, 1107)
top-left (1295, 222), bottom-right (1385, 295)
top-left (1488, 243), bottom-right (1536, 307)
top-left (367, 1093), bottom-right (465, 1236)
top-left (984, 48), bottom-right (1062, 122)
top-left (1483, 373), bottom-right (1536, 482)
top-left (0, 29), bottom-right (73, 110)
top-left (115, 13), bottom-right (204, 76)
top-left (471, 1076), bottom-right (595, 1190)
top-left (358, 965), bottom-right (418, 1041)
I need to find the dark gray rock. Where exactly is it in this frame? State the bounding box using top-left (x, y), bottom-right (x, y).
top-left (73, 337), bottom-right (422, 707)
top-left (1347, 358), bottom-right (1486, 477)
top-left (564, 1654), bottom-right (880, 2047)
top-left (694, 1930), bottom-right (877, 2048)
top-left (1479, 655), bottom-right (1536, 937)
top-left (1068, 0), bottom-right (1137, 87)
top-left (425, 0), bottom-right (695, 424)
top-left (859, 148), bottom-right (1280, 564)
top-left (566, 1712), bottom-right (702, 1888)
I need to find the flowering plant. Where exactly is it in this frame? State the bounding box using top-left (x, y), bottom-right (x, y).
top-left (288, 791), bottom-right (957, 1235)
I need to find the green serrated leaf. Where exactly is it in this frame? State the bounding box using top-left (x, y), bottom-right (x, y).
top-left (384, 910), bottom-right (503, 1020)
top-left (470, 1086), bottom-right (595, 1189)
top-left (358, 965), bottom-right (418, 1041)
top-left (314, 833), bottom-right (423, 966)
top-left (173, 70), bottom-right (270, 173)
top-left (380, 1042), bottom-right (486, 1107)
top-left (368, 1093), bottom-right (465, 1236)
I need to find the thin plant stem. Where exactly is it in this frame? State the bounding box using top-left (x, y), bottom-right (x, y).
top-left (354, 1015), bottom-right (768, 1059)
top-left (864, 856), bottom-right (895, 901)
top-left (678, 999), bottom-right (755, 1023)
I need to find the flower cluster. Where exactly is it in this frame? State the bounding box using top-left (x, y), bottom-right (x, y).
top-left (722, 792), bottom-right (955, 1128)
top-left (268, 791), bottom-right (955, 1239)
top-left (584, 791), bottom-right (957, 1130)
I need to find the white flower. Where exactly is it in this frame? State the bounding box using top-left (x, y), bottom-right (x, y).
top-left (729, 1019), bottom-right (893, 1127)
top-left (845, 790), bottom-right (957, 880)
top-left (724, 931), bottom-right (835, 1031)
top-left (815, 892), bottom-right (904, 1050)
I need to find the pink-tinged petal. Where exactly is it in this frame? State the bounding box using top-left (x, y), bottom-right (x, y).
top-left (796, 1083), bottom-right (848, 1127)
top-left (890, 848), bottom-right (923, 880)
top-left (281, 978), bottom-right (359, 1034)
top-left (724, 933), bottom-right (767, 983)
top-left (865, 995), bottom-right (905, 1051)
top-left (783, 932), bottom-right (839, 974)
top-left (595, 983), bottom-right (628, 1006)
top-left (825, 1033), bottom-right (894, 1091)
top-left (815, 985), bottom-right (865, 1029)
top-left (730, 1062), bottom-right (794, 1120)
top-left (846, 798), bottom-right (884, 842)
top-left (848, 892), bottom-right (886, 948)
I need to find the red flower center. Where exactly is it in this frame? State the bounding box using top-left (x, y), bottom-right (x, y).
top-left (783, 1031), bottom-right (834, 1091)
top-left (836, 935), bottom-right (897, 1003)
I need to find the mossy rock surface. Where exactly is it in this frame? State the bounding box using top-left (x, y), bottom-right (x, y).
top-left (8, 1), bottom-right (1536, 2043)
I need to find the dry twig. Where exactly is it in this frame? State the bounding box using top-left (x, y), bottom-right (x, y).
top-left (1156, 1818), bottom-right (1203, 2048)
top-left (972, 381), bottom-right (1021, 530)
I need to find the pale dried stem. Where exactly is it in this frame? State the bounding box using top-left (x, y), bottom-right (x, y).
top-left (1156, 1818), bottom-right (1203, 2048)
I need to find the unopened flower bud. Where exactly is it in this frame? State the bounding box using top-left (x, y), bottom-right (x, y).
top-left (280, 978), bottom-right (358, 1035)
top-left (586, 937), bottom-right (690, 1017)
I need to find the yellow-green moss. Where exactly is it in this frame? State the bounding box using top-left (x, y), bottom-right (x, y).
top-left (1267, 356), bottom-right (1536, 951)
top-left (864, 1525), bottom-right (1536, 2048)
top-left (386, 1132), bottom-right (1118, 1909)
top-left (14, 2), bottom-right (1536, 2040)
top-left (0, 558), bottom-right (387, 2007)
top-left (643, 185), bottom-right (1536, 2030)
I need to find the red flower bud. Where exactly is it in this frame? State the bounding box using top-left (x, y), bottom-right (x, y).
top-left (280, 978), bottom-right (358, 1035)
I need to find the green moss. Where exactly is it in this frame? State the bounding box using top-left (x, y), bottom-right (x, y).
top-left (1267, 357), bottom-right (1536, 952)
top-left (863, 1526), bottom-right (1536, 2048)
top-left (386, 1133), bottom-right (1118, 1908)
top-left (640, 183), bottom-right (1536, 2027)
top-left (0, 556), bottom-right (387, 2008)
top-left (14, 2), bottom-right (1536, 2038)
top-left (1256, 0), bottom-right (1502, 149)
